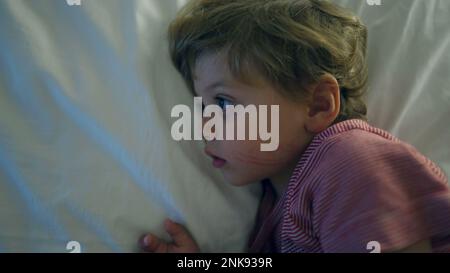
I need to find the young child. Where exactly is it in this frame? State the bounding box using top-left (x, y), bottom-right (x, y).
top-left (139, 0), bottom-right (450, 253)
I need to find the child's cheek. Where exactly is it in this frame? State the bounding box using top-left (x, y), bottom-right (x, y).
top-left (225, 140), bottom-right (290, 166)
top-left (217, 140), bottom-right (300, 186)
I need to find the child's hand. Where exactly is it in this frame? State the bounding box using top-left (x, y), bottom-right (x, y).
top-left (139, 219), bottom-right (200, 253)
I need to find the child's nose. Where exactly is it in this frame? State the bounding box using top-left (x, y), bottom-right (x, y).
top-left (202, 116), bottom-right (216, 141)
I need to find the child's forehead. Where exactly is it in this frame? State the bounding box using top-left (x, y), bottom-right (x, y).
top-left (193, 50), bottom-right (267, 90)
top-left (193, 50), bottom-right (228, 77)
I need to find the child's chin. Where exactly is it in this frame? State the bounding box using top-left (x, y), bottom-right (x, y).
top-left (223, 173), bottom-right (259, 187)
top-left (229, 180), bottom-right (251, 187)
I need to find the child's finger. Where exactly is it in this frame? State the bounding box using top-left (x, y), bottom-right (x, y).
top-left (164, 219), bottom-right (196, 247)
top-left (140, 233), bottom-right (169, 253)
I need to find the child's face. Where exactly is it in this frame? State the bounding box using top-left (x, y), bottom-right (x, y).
top-left (193, 51), bottom-right (313, 187)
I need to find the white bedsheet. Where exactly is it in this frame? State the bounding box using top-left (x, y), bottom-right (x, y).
top-left (0, 0), bottom-right (448, 252)
top-left (336, 0), bottom-right (450, 176)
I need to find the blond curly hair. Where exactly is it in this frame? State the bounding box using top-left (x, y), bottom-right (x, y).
top-left (168, 0), bottom-right (368, 122)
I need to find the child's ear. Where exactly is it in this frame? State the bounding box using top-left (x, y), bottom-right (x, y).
top-left (304, 74), bottom-right (341, 134)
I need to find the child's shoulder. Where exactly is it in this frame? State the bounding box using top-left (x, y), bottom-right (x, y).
top-left (318, 119), bottom-right (421, 160)
top-left (320, 119), bottom-right (401, 149)
top-left (307, 119), bottom-right (447, 183)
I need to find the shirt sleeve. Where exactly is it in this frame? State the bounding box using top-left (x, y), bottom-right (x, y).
top-left (312, 133), bottom-right (450, 253)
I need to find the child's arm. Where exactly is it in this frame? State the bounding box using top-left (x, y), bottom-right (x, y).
top-left (311, 136), bottom-right (450, 253)
top-left (139, 219), bottom-right (200, 253)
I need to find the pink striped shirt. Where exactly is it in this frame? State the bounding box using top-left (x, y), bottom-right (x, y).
top-left (248, 119), bottom-right (450, 253)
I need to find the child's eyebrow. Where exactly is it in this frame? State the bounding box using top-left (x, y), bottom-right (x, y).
top-left (202, 81), bottom-right (227, 94)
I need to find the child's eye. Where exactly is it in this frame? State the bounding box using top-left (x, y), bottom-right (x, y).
top-left (215, 97), bottom-right (233, 110)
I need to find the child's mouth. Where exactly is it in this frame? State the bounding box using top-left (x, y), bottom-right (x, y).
top-left (204, 147), bottom-right (227, 168)
top-left (212, 156), bottom-right (227, 168)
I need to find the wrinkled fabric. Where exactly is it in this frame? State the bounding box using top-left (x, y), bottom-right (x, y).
top-left (0, 0), bottom-right (448, 252)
